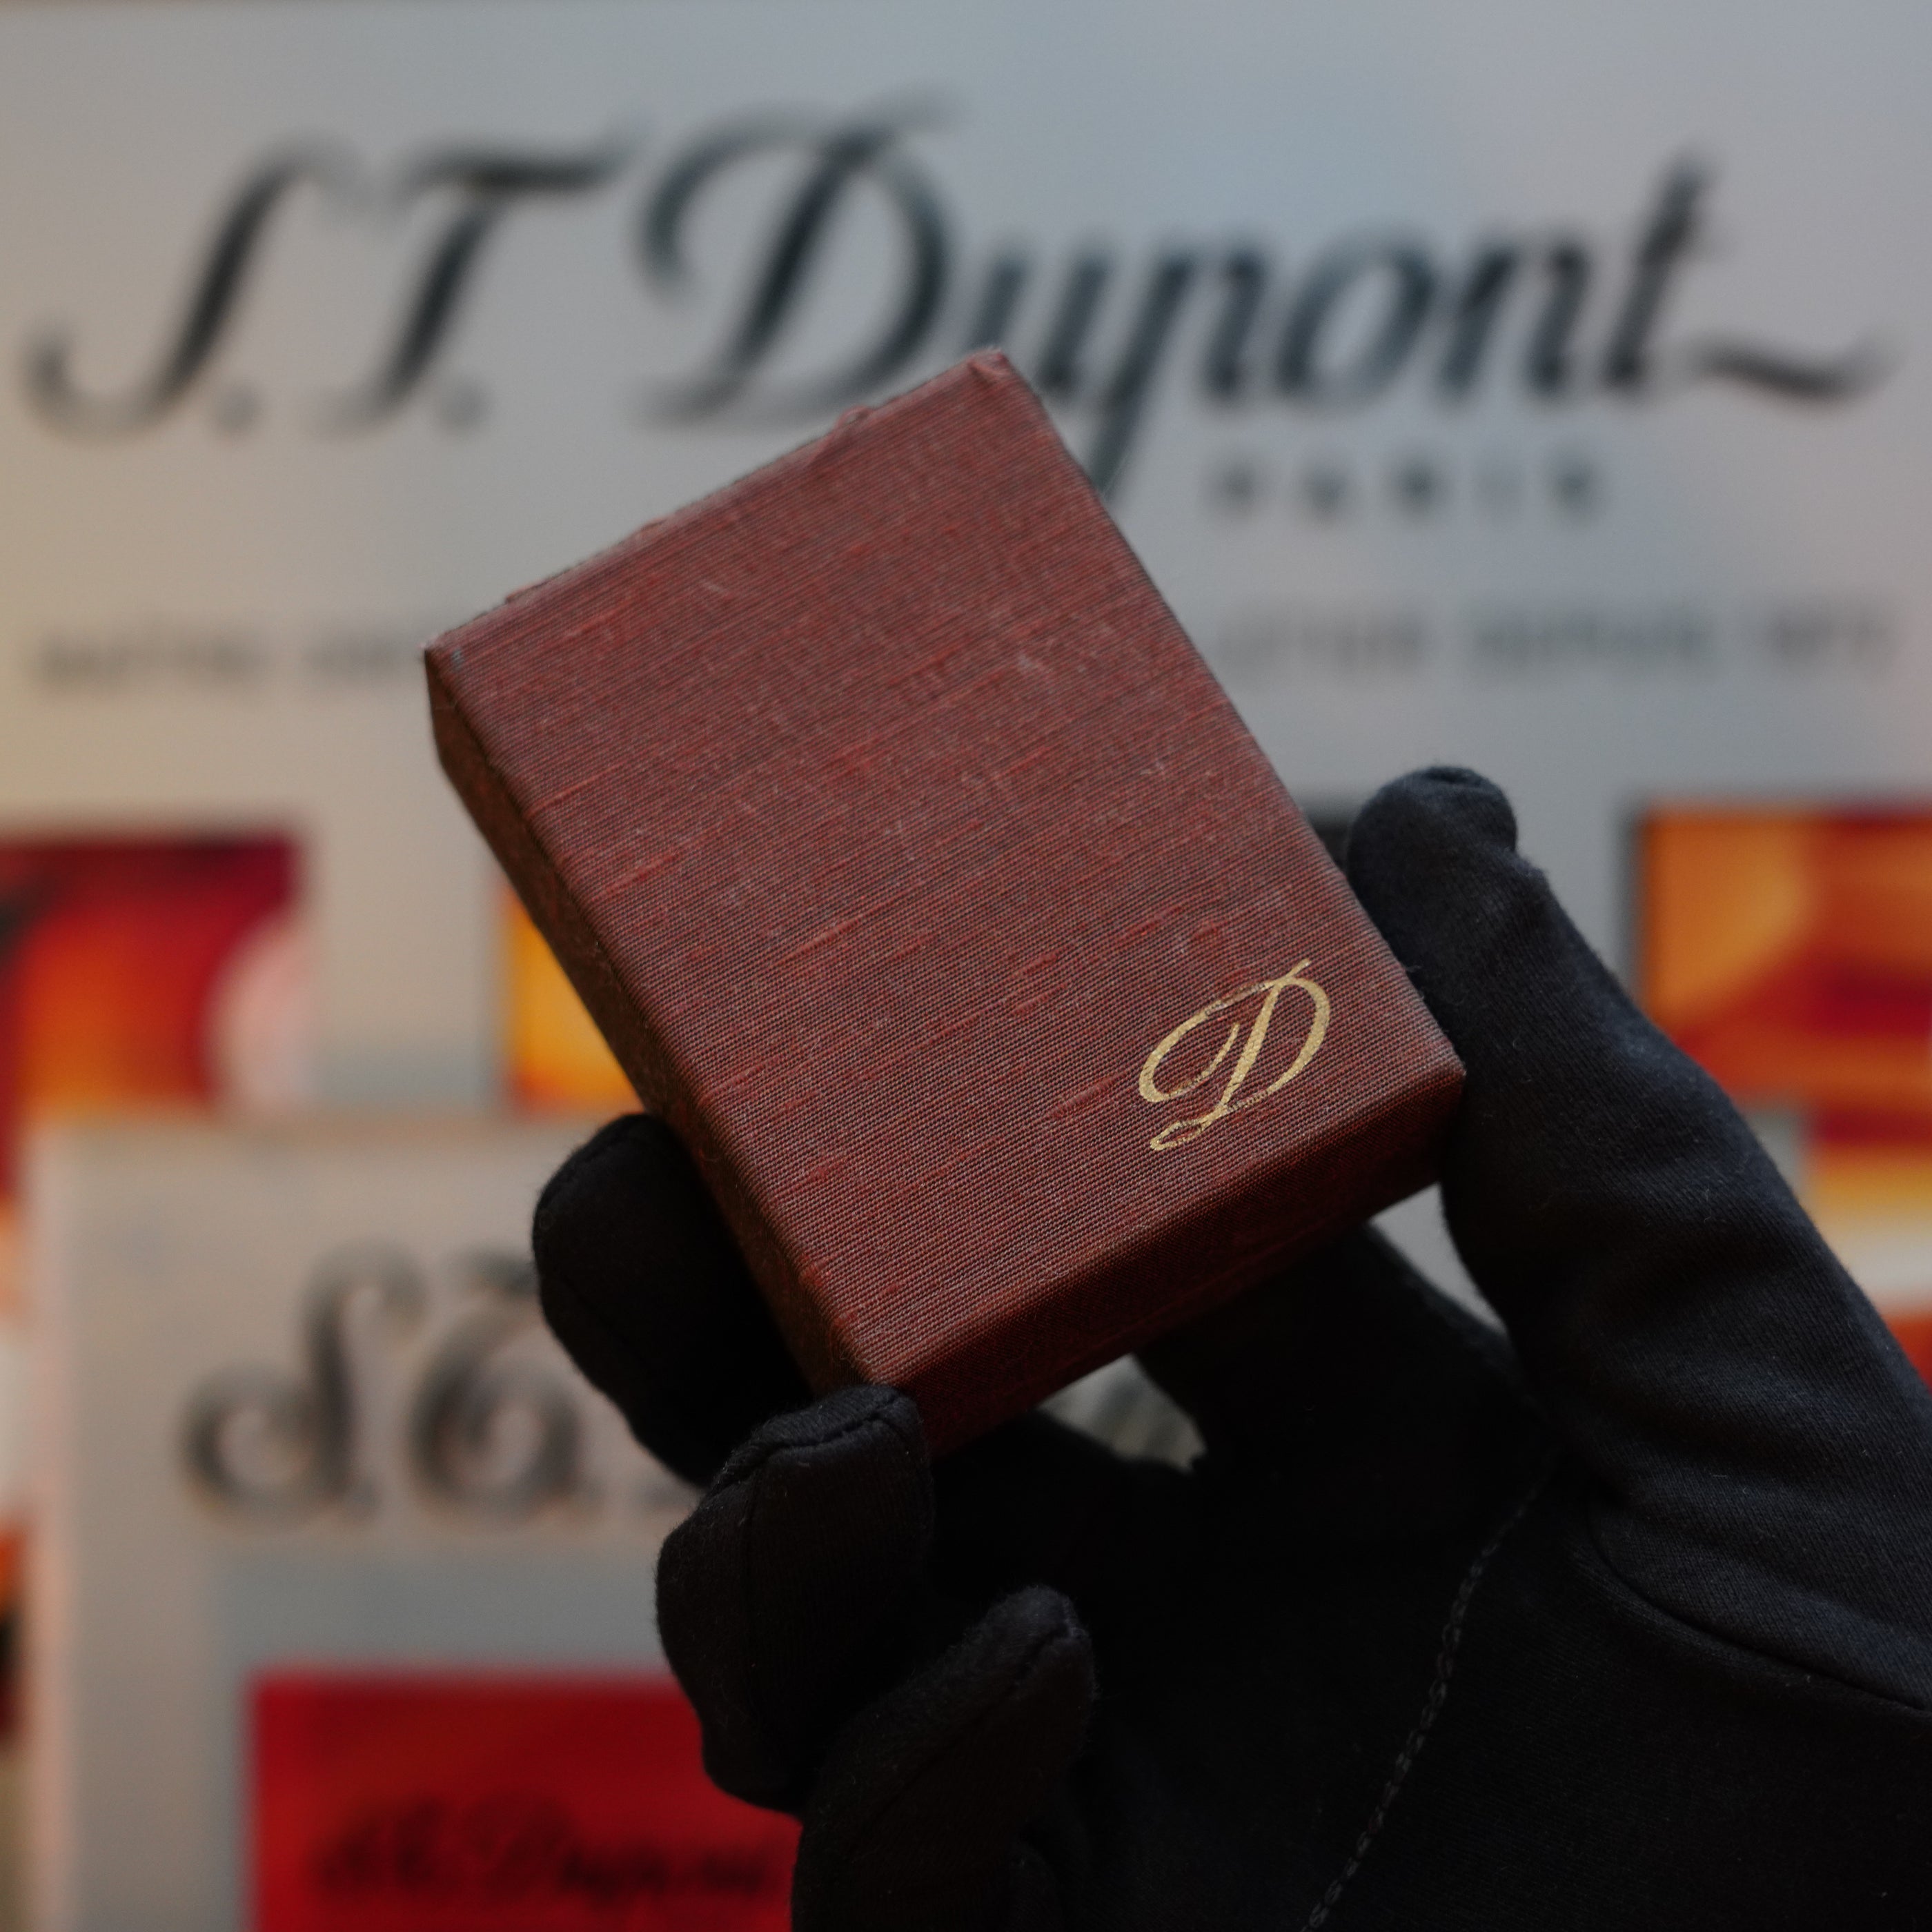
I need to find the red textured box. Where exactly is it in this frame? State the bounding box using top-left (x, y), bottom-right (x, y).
top-left (428, 352), bottom-right (1461, 1450)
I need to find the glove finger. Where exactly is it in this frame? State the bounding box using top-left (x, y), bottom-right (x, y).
top-left (533, 1113), bottom-right (808, 1484)
top-left (1138, 1228), bottom-right (1545, 1541)
top-left (1348, 767), bottom-right (1932, 1698)
top-left (658, 1386), bottom-right (933, 1809)
top-left (793, 1585), bottom-right (1090, 1932)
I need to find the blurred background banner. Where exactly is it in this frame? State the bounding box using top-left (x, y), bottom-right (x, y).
top-left (3, 0), bottom-right (1926, 1039)
top-left (28, 1118), bottom-right (711, 1932)
top-left (4, 0), bottom-right (1932, 1924)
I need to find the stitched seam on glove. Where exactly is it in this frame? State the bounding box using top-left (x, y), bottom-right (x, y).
top-left (1297, 1462), bottom-right (1556, 1932)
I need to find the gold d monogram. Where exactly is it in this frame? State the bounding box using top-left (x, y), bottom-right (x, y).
top-left (1137, 962), bottom-right (1331, 1152)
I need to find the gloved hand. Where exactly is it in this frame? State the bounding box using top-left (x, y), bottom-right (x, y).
top-left (533, 767), bottom-right (1932, 1931)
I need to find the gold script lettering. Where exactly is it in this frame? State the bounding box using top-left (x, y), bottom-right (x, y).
top-left (1138, 962), bottom-right (1331, 1152)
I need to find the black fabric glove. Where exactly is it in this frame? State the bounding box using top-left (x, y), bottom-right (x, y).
top-left (533, 767), bottom-right (1932, 1931)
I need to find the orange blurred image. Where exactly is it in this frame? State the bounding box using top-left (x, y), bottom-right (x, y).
top-left (0, 835), bottom-right (299, 1706)
top-left (1639, 807), bottom-right (1932, 1380)
top-left (504, 887), bottom-right (635, 1116)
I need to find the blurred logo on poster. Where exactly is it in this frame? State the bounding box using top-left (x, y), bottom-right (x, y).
top-left (21, 126), bottom-right (1885, 496)
top-left (184, 1243), bottom-right (682, 1528)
